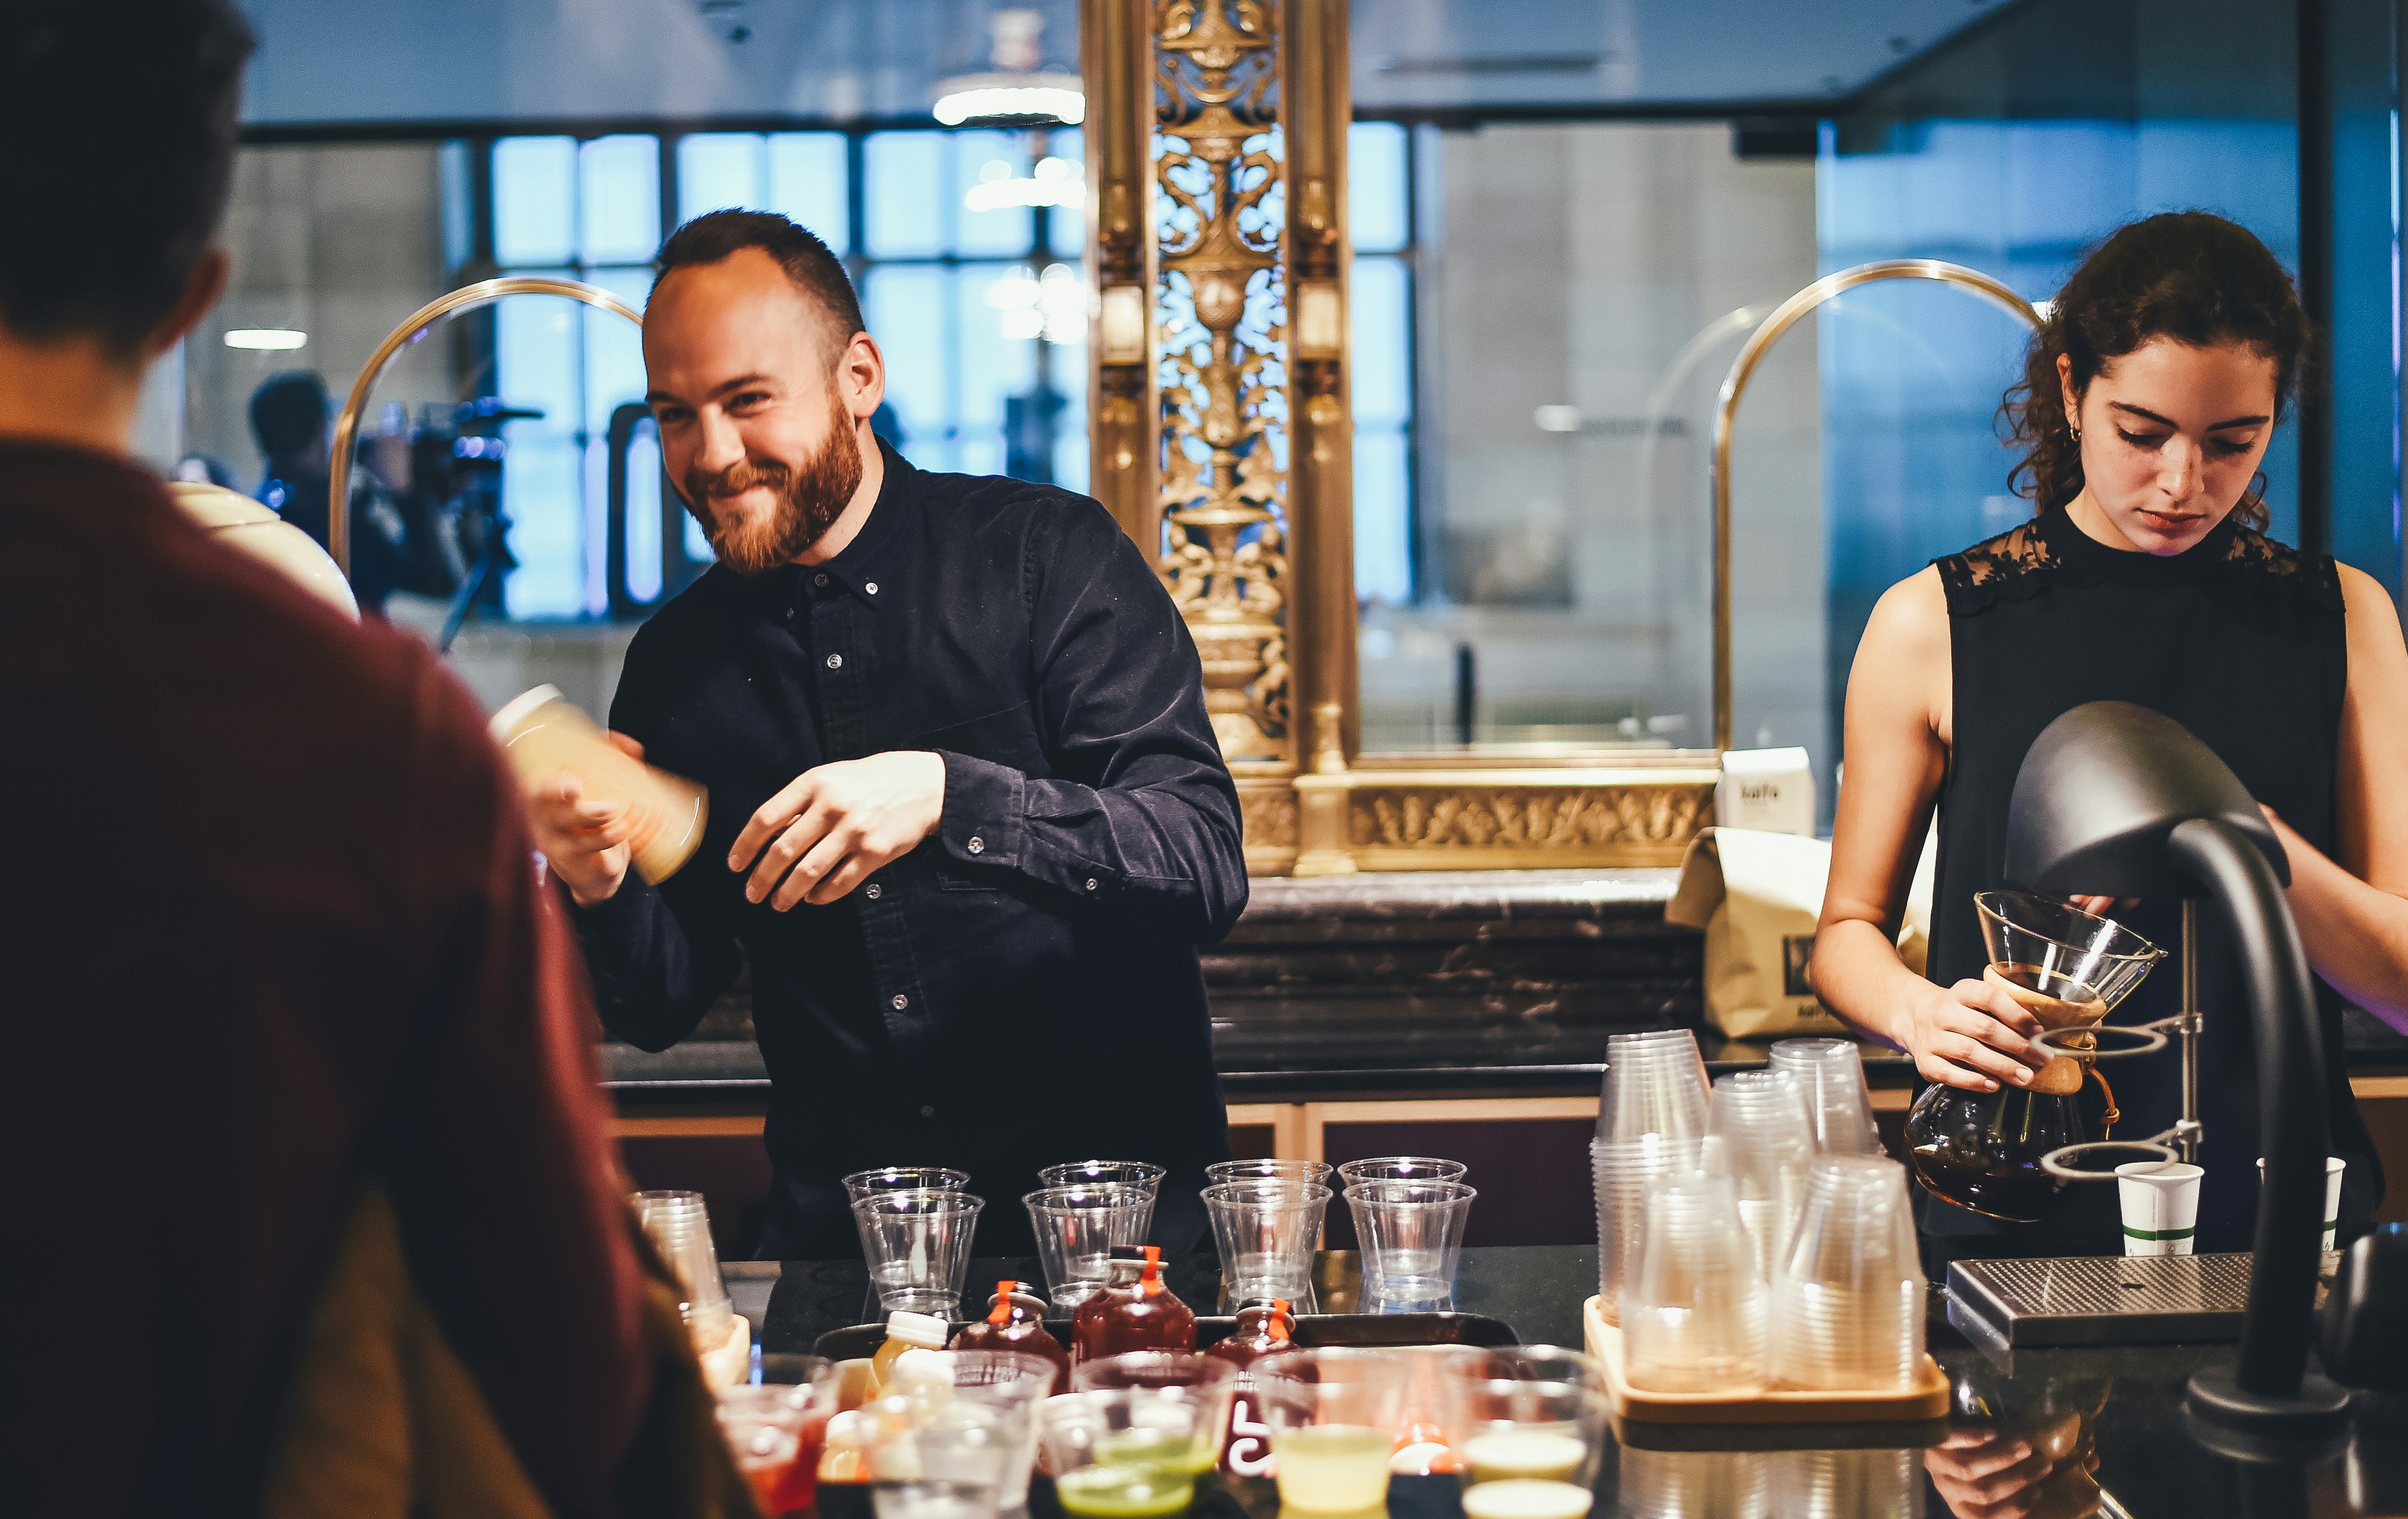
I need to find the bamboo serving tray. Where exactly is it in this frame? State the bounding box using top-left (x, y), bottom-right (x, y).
top-left (1583, 1295), bottom-right (1949, 1424)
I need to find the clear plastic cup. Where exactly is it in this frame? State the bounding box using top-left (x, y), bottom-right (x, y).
top-left (1600, 1030), bottom-right (1712, 1142)
top-left (843, 1166), bottom-right (973, 1201)
top-left (1039, 1387), bottom-right (1223, 1517)
top-left (1441, 1347), bottom-right (1608, 1519)
top-left (872, 1479), bottom-right (1002, 1519)
top-left (1336, 1155), bottom-right (1469, 1187)
top-left (931, 1349), bottom-right (1055, 1508)
top-left (1206, 1159), bottom-right (1335, 1185)
top-left (1703, 1069), bottom-right (1816, 1284)
top-left (851, 1189), bottom-right (986, 1317)
top-left (1770, 1448), bottom-right (1920, 1519)
top-left (1072, 1352), bottom-right (1242, 1465)
top-left (1770, 1156), bottom-right (1925, 1391)
top-left (1590, 1133), bottom-right (1704, 1326)
top-left (751, 1355), bottom-right (839, 1512)
top-left (634, 1190), bottom-right (735, 1350)
top-left (1618, 1446), bottom-right (1772, 1519)
top-left (1255, 1349), bottom-right (1409, 1512)
top-left (1345, 1179), bottom-right (1476, 1311)
top-left (1025, 1183), bottom-right (1154, 1309)
top-left (1202, 1180), bottom-right (1332, 1307)
top-left (1767, 1039), bottom-right (1882, 1155)
top-left (1039, 1160), bottom-right (1167, 1197)
top-left (716, 1384), bottom-right (811, 1517)
top-left (1619, 1173), bottom-right (1769, 1394)
top-left (491, 684), bottom-right (709, 884)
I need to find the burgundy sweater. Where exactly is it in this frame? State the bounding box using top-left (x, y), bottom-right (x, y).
top-left (0, 442), bottom-right (653, 1514)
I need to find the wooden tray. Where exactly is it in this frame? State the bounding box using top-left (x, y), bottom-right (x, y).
top-left (1583, 1295), bottom-right (1949, 1425)
top-left (811, 1309), bottom-right (1518, 1361)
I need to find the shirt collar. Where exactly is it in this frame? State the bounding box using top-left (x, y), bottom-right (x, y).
top-left (810, 439), bottom-right (916, 608)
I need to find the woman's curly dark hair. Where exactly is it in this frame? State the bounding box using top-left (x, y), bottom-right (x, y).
top-left (2002, 211), bottom-right (2307, 531)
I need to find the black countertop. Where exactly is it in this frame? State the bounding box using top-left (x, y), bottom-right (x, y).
top-left (604, 868), bottom-right (2408, 1106)
top-left (772, 1243), bottom-right (2408, 1519)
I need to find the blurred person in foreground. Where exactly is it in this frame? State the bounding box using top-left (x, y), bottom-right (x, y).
top-left (0, 4), bottom-right (750, 1514)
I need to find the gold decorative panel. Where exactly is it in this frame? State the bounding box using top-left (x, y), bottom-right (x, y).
top-left (1296, 764), bottom-right (1719, 873)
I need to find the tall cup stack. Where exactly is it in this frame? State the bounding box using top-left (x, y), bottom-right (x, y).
top-left (1591, 1029), bottom-right (1710, 1324)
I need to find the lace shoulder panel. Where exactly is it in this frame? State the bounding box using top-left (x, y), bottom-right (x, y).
top-left (1934, 518), bottom-right (2060, 615)
top-left (2220, 525), bottom-right (2344, 613)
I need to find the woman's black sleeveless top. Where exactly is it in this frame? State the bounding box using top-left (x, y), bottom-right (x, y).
top-left (1926, 505), bottom-right (2382, 1256)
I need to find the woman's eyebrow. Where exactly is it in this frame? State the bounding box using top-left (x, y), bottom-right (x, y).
top-left (2107, 400), bottom-right (2269, 430)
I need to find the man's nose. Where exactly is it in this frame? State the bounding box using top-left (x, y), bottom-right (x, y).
top-left (693, 409), bottom-right (746, 477)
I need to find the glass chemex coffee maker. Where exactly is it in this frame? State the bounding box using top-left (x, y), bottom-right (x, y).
top-left (1905, 891), bottom-right (2177, 1222)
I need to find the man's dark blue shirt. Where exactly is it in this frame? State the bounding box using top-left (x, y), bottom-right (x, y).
top-left (568, 445), bottom-right (1246, 1255)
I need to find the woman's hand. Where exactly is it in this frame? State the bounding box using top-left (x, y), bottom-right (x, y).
top-left (1899, 977), bottom-right (2050, 1092)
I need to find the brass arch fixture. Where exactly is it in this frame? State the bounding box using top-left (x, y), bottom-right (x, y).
top-left (1709, 259), bottom-right (2043, 752)
top-left (327, 276), bottom-right (645, 574)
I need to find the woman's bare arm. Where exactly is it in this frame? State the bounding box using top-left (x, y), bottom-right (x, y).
top-left (1813, 567), bottom-right (2050, 1090)
top-left (2276, 565), bottom-right (2408, 1034)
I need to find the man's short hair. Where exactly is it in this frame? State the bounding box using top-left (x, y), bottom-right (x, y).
top-left (0, 1), bottom-right (254, 356)
top-left (654, 210), bottom-right (866, 360)
top-left (250, 371), bottom-right (330, 461)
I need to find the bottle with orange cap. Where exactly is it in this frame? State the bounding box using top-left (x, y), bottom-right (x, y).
top-left (1205, 1297), bottom-right (1299, 1374)
top-left (1072, 1245), bottom-right (1196, 1363)
top-left (951, 1279), bottom-right (1072, 1393)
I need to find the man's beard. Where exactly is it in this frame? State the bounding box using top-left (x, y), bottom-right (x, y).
top-left (681, 395), bottom-right (864, 575)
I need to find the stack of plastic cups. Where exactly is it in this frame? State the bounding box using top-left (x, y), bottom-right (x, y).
top-left (1770, 1449), bottom-right (1921, 1519)
top-left (1769, 1156), bottom-right (1926, 1392)
top-left (1619, 1172), bottom-right (1768, 1393)
top-left (1766, 1039), bottom-right (1882, 1155)
top-left (1037, 1161), bottom-right (1165, 1240)
top-left (1203, 1181), bottom-right (1332, 1308)
top-left (1618, 1447), bottom-right (1772, 1519)
top-left (1590, 1030), bottom-right (1710, 1323)
top-left (634, 1190), bottom-right (736, 1357)
top-left (1024, 1183), bottom-right (1153, 1309)
top-left (851, 1189), bottom-right (987, 1317)
top-left (1702, 1070), bottom-right (1815, 1286)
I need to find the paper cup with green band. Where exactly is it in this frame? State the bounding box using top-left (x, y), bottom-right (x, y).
top-left (2116, 1161), bottom-right (2203, 1257)
top-left (2256, 1155), bottom-right (2347, 1253)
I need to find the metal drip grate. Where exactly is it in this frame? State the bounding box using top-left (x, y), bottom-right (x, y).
top-left (1947, 1252), bottom-right (2253, 1347)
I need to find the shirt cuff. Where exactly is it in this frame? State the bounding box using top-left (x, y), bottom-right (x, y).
top-left (559, 865), bottom-right (659, 942)
top-left (934, 750), bottom-right (1026, 868)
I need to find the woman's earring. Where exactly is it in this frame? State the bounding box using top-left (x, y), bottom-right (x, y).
top-left (2070, 424), bottom-right (2083, 445)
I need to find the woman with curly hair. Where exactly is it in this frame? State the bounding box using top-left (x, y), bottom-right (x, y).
top-left (1811, 211), bottom-right (2395, 1263)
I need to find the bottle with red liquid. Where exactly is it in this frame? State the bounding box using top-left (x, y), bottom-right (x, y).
top-left (1205, 1297), bottom-right (1299, 1373)
top-left (952, 1278), bottom-right (1072, 1393)
top-left (1073, 1245), bottom-right (1196, 1363)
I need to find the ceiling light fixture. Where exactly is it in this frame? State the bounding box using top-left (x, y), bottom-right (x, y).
top-left (932, 8), bottom-right (1081, 126)
top-left (964, 155), bottom-right (1086, 212)
top-left (223, 328), bottom-right (308, 350)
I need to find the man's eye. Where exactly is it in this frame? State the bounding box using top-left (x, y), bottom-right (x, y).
top-left (653, 407), bottom-right (691, 426)
top-left (729, 391), bottom-right (771, 410)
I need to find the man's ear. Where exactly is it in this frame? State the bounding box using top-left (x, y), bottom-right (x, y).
top-left (837, 331), bottom-right (887, 421)
top-left (146, 249), bottom-right (229, 357)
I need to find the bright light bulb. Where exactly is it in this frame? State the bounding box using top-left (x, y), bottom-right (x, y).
top-left (223, 328), bottom-right (308, 350)
top-left (932, 83), bottom-right (1084, 126)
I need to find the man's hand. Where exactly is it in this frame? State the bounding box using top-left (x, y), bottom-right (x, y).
top-left (524, 732), bottom-right (647, 907)
top-left (729, 751), bottom-right (946, 909)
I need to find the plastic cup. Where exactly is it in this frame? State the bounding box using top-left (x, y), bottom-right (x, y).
top-left (1441, 1348), bottom-right (1608, 1519)
top-left (843, 1166), bottom-right (973, 1201)
top-left (851, 1189), bottom-right (985, 1316)
top-left (2257, 1155), bottom-right (2348, 1252)
top-left (1771, 1448), bottom-right (1920, 1519)
top-left (1618, 1446), bottom-right (1771, 1519)
top-left (716, 1384), bottom-right (811, 1516)
top-left (1203, 1181), bottom-right (1332, 1307)
top-left (749, 1356), bottom-right (838, 1513)
top-left (1039, 1160), bottom-right (1166, 1197)
top-left (1767, 1039), bottom-right (1882, 1155)
top-left (1600, 1030), bottom-right (1711, 1142)
top-left (1336, 1155), bottom-right (1469, 1187)
top-left (872, 1480), bottom-right (1002, 1519)
top-left (1620, 1173), bottom-right (1769, 1394)
top-left (634, 1190), bottom-right (736, 1351)
top-left (1072, 1353), bottom-right (1242, 1469)
top-left (1255, 1349), bottom-right (1409, 1512)
top-left (1590, 1133), bottom-right (1704, 1326)
top-left (491, 684), bottom-right (709, 883)
top-left (1346, 1179), bottom-right (1476, 1311)
top-left (1040, 1387), bottom-right (1222, 1517)
top-left (1206, 1159), bottom-right (1335, 1185)
top-left (931, 1349), bottom-right (1055, 1508)
top-left (1703, 1069), bottom-right (1816, 1285)
top-left (1025, 1184), bottom-right (1154, 1308)
top-left (1769, 1156), bottom-right (1925, 1391)
top-left (2119, 1160), bottom-right (2205, 1257)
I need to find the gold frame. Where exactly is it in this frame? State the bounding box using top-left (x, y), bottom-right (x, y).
top-left (326, 276), bottom-right (644, 574)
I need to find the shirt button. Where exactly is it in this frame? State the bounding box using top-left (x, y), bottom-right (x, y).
top-left (866, 883), bottom-right (882, 900)
top-left (920, 1105), bottom-right (937, 1119)
top-left (866, 581), bottom-right (878, 594)
top-left (1086, 877), bottom-right (1099, 891)
top-left (892, 994), bottom-right (909, 1010)
top-left (825, 653), bottom-right (843, 670)
top-left (814, 572), bottom-right (830, 587)
top-left (966, 836), bottom-right (985, 855)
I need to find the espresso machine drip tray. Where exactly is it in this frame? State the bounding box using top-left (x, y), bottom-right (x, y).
top-left (1947, 1254), bottom-right (2254, 1349)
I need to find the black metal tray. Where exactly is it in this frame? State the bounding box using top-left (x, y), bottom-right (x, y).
top-left (811, 1310), bottom-right (1518, 1361)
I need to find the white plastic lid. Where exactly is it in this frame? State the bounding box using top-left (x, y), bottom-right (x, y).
top-left (886, 1309), bottom-right (951, 1348)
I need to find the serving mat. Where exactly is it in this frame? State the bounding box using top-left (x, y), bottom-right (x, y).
top-left (1583, 1295), bottom-right (1949, 1425)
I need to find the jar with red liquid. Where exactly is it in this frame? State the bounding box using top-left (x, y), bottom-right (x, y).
top-left (1206, 1298), bottom-right (1299, 1373)
top-left (953, 1278), bottom-right (1072, 1393)
top-left (1073, 1245), bottom-right (1196, 1363)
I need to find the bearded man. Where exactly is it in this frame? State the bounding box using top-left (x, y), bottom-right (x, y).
top-left (529, 211), bottom-right (1246, 1260)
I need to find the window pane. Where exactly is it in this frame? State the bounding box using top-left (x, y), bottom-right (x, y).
top-left (961, 264), bottom-right (1035, 475)
top-left (580, 135), bottom-right (660, 264)
top-left (678, 132), bottom-right (765, 223)
top-left (956, 130), bottom-right (1032, 257)
top-left (626, 418), bottom-right (663, 603)
top-left (768, 132), bottom-right (851, 250)
top-left (864, 132), bottom-right (946, 258)
top-left (503, 436), bottom-right (583, 617)
top-left (583, 265), bottom-right (653, 430)
top-left (1046, 127), bottom-right (1084, 258)
top-left (492, 136), bottom-right (577, 267)
top-left (1354, 428), bottom-right (1412, 605)
top-left (864, 265), bottom-right (951, 460)
top-left (1350, 121), bottom-right (1410, 253)
top-left (439, 140), bottom-right (475, 274)
top-left (1351, 255), bottom-right (1412, 427)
